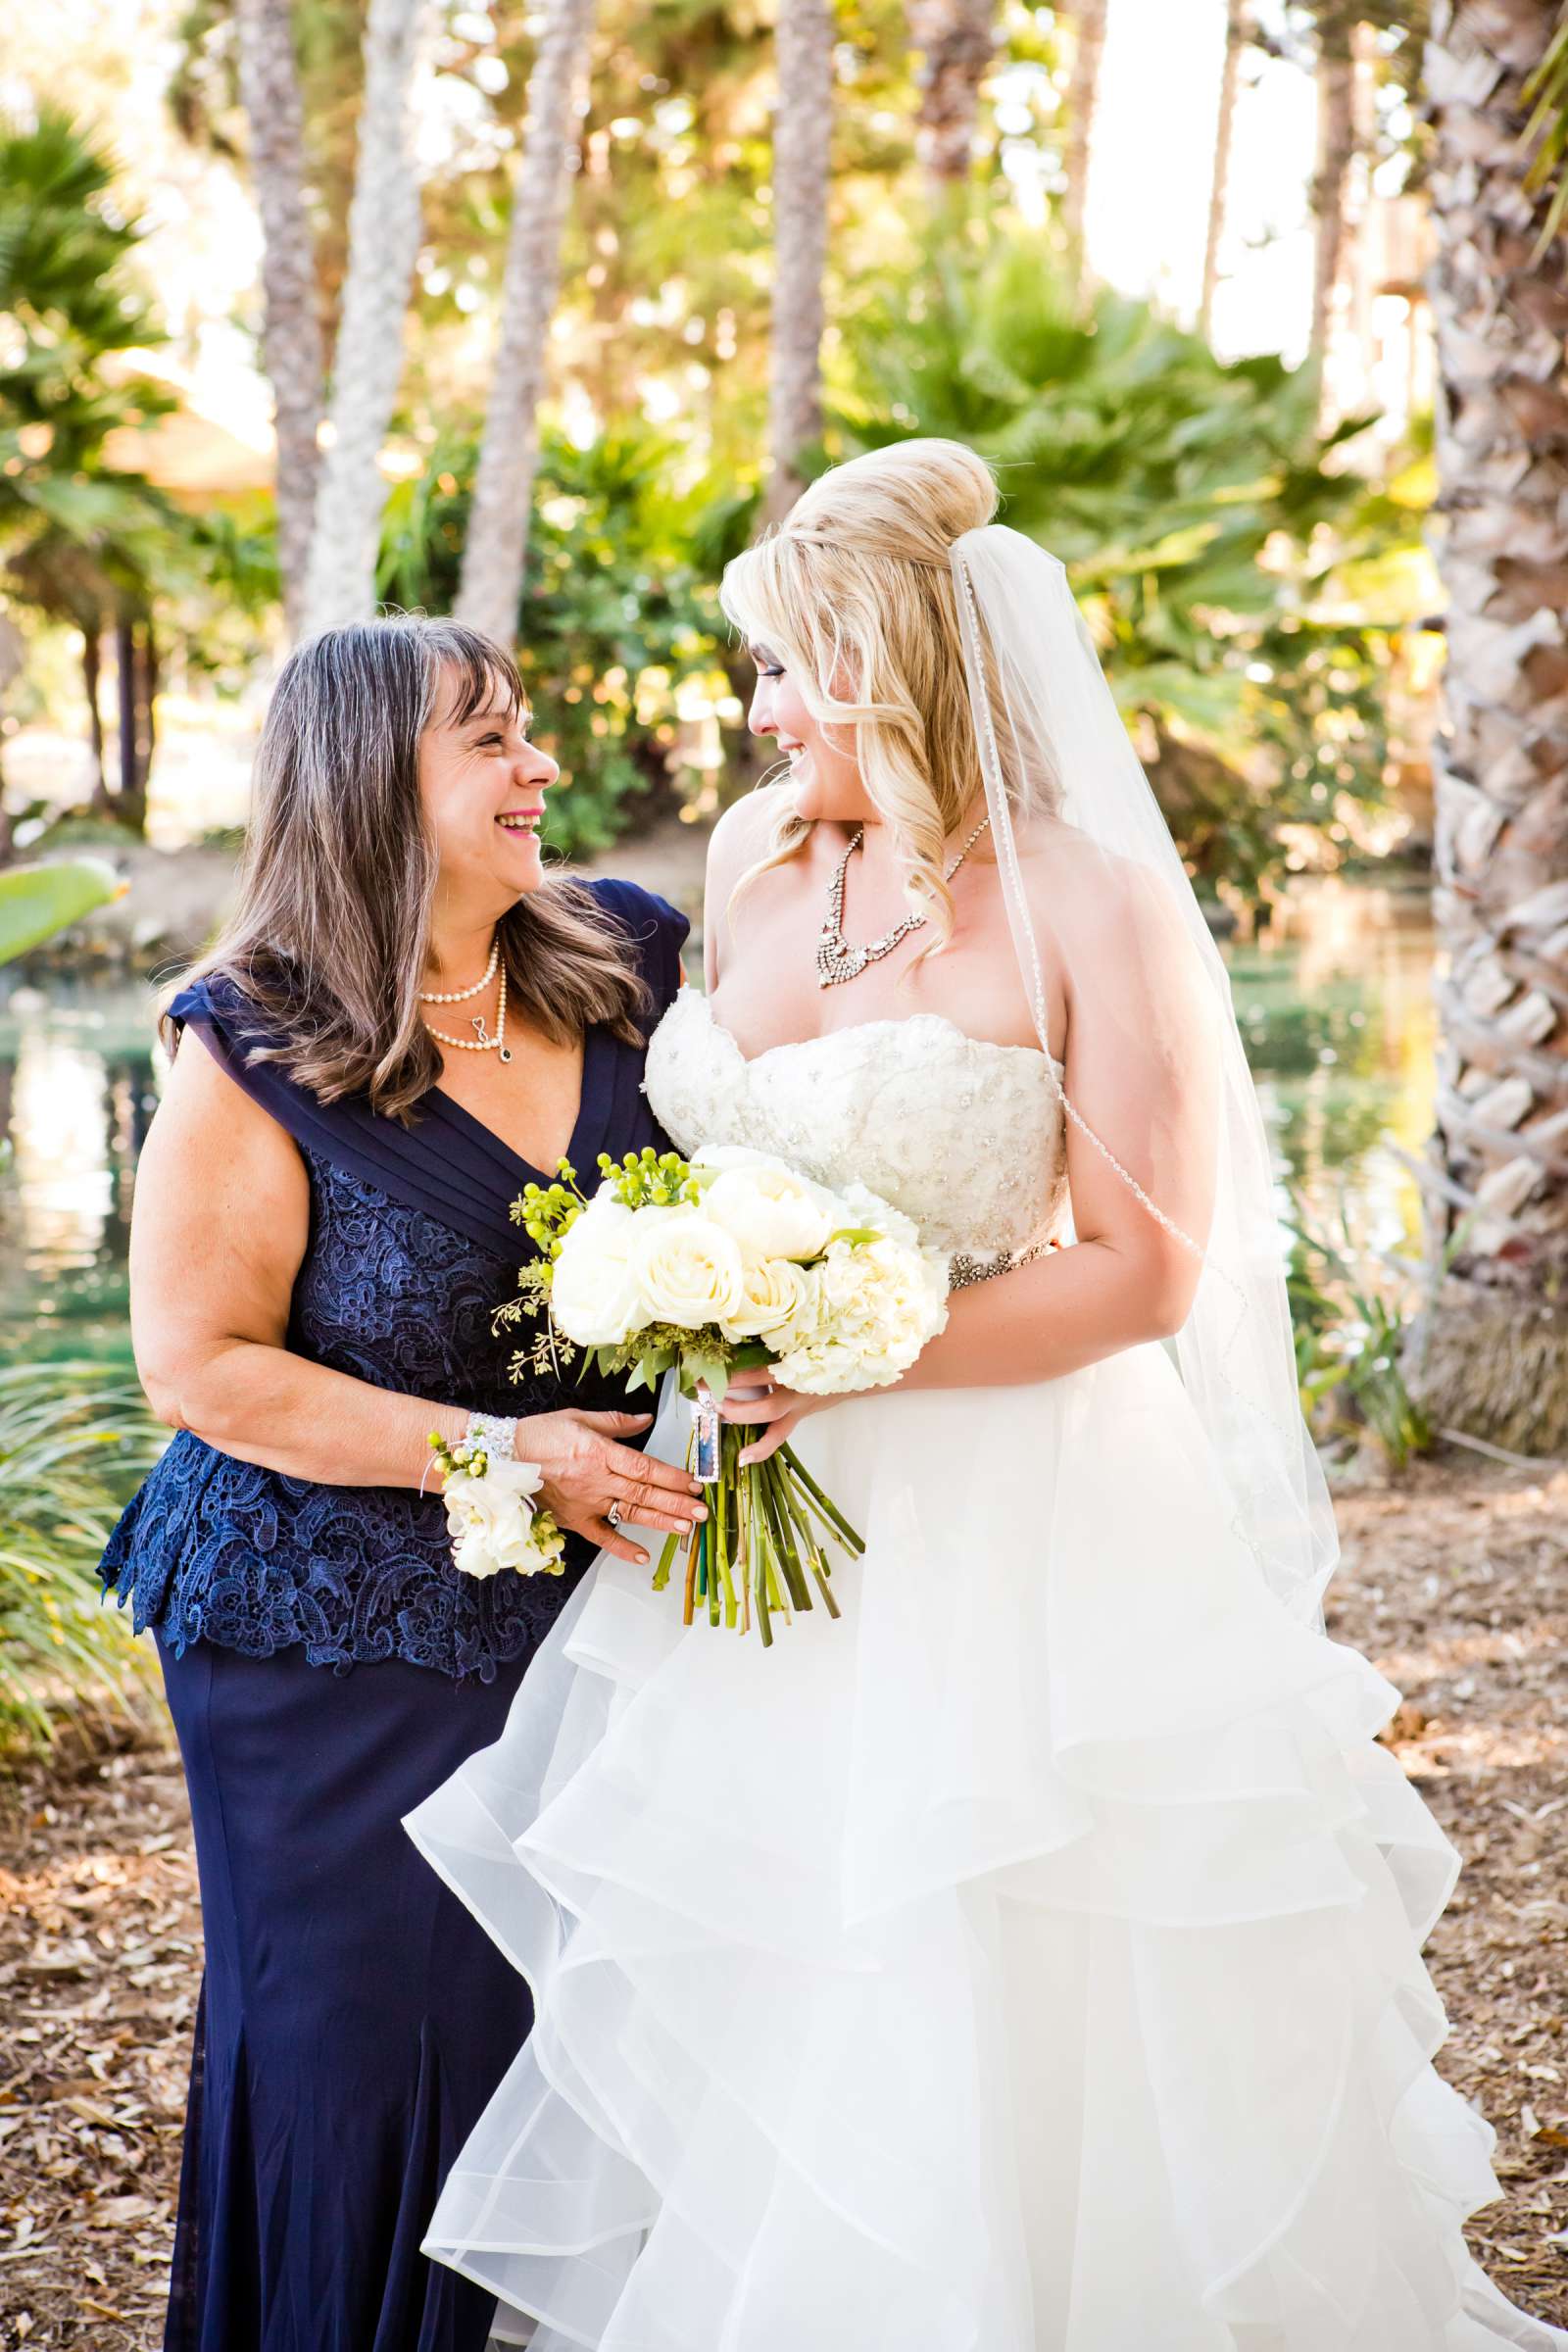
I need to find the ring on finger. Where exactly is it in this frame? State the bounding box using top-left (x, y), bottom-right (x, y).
top-left (607, 1499), bottom-right (624, 1529)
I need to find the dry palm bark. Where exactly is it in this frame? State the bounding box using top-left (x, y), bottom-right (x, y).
top-left (905, 0), bottom-right (997, 188)
top-left (234, 0), bottom-right (324, 639)
top-left (456, 0), bottom-right (599, 648)
top-left (766, 0), bottom-right (834, 522)
top-left (1415, 0), bottom-right (1568, 1452)
top-left (1060, 0), bottom-right (1107, 287)
top-left (1310, 11), bottom-right (1357, 364)
top-left (1200, 0), bottom-right (1249, 341)
top-left (301, 0), bottom-right (429, 637)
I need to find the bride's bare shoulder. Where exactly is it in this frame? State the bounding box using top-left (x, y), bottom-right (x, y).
top-left (705, 787), bottom-right (797, 897)
top-left (1012, 817), bottom-right (1187, 948)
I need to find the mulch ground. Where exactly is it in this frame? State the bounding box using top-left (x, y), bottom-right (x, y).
top-left (1, 1456), bottom-right (1565, 2348)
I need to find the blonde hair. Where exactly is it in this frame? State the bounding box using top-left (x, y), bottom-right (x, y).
top-left (719, 438), bottom-right (1000, 956)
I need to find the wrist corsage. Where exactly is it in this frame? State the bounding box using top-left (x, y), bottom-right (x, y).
top-left (427, 1423), bottom-right (566, 1581)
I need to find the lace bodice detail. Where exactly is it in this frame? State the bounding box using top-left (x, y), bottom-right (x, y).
top-left (644, 991), bottom-right (1067, 1260)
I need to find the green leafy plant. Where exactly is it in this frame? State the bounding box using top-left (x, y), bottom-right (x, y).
top-left (0, 1362), bottom-right (165, 1750)
top-left (0, 858), bottom-right (124, 962)
top-left (1286, 1193), bottom-right (1433, 1468)
top-left (837, 232), bottom-right (1421, 902)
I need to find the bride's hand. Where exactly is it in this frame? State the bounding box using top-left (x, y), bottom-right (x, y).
top-left (514, 1408), bottom-right (708, 1566)
top-left (717, 1372), bottom-right (831, 1466)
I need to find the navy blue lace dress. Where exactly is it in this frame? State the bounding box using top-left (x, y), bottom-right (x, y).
top-left (99, 877), bottom-right (689, 2352)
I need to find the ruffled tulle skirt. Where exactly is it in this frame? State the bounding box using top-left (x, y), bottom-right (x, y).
top-left (405, 1348), bottom-right (1568, 2350)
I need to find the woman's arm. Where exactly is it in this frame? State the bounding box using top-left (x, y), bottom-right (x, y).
top-left (130, 1030), bottom-right (705, 1560)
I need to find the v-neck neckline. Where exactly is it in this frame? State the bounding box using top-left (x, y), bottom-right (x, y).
top-left (427, 1024), bottom-right (611, 1187)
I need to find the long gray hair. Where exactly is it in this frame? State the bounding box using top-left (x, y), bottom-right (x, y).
top-left (171, 615), bottom-right (650, 1122)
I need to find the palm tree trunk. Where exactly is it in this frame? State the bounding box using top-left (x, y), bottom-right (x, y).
top-left (1309, 15), bottom-right (1355, 366)
top-left (82, 627), bottom-right (107, 809)
top-left (1060, 0), bottom-right (1107, 292)
top-left (114, 614), bottom-right (137, 822)
top-left (456, 0), bottom-right (598, 648)
top-left (235, 0), bottom-right (326, 640)
top-left (1200, 0), bottom-right (1249, 340)
top-left (1410, 0), bottom-right (1568, 1453)
top-left (906, 0), bottom-right (997, 188)
top-left (301, 0), bottom-right (430, 637)
top-left (765, 0), bottom-right (834, 523)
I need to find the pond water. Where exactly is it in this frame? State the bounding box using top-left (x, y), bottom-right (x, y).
top-left (0, 876), bottom-right (1440, 1372)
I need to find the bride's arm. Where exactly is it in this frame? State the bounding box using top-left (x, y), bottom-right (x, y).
top-left (726, 861), bottom-right (1222, 1457)
top-left (904, 858), bottom-right (1219, 1385)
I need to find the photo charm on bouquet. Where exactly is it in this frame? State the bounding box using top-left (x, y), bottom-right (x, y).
top-left (500, 1140), bottom-right (951, 1642)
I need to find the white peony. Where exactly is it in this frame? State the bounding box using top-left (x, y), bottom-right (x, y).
top-left (551, 1196), bottom-right (645, 1346)
top-left (772, 1235), bottom-right (949, 1394)
top-left (833, 1178), bottom-right (920, 1250)
top-left (719, 1251), bottom-right (812, 1342)
top-left (697, 1152), bottom-right (837, 1264)
top-left (628, 1205), bottom-right (747, 1331)
top-left (443, 1457), bottom-right (560, 1579)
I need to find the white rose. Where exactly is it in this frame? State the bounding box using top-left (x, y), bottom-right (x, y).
top-left (444, 1458), bottom-right (553, 1579)
top-left (550, 1196), bottom-right (646, 1347)
top-left (719, 1252), bottom-right (812, 1342)
top-left (699, 1157), bottom-right (836, 1264)
top-left (628, 1206), bottom-right (747, 1331)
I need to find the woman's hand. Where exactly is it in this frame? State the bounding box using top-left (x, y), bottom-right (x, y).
top-left (517, 1407), bottom-right (708, 1567)
top-left (716, 1372), bottom-right (833, 1467)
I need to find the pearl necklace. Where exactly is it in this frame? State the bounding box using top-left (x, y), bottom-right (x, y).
top-left (419, 934), bottom-right (499, 1004)
top-left (816, 814), bottom-right (991, 988)
top-left (422, 959), bottom-right (513, 1062)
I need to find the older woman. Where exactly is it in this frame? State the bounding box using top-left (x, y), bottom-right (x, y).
top-left (99, 616), bottom-right (706, 2352)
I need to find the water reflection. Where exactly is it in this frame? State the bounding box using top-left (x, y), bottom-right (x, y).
top-left (0, 882), bottom-right (1440, 1365)
top-left (0, 984), bottom-right (157, 1363)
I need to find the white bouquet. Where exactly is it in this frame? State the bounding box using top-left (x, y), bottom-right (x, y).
top-left (509, 1144), bottom-right (949, 1642)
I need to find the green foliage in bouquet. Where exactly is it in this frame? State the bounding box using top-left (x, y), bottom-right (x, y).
top-left (501, 1148), bottom-right (899, 1646)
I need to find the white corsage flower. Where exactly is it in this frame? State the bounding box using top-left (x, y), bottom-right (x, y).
top-left (437, 1453), bottom-right (565, 1580)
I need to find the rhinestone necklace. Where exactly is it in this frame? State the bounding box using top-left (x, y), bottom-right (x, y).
top-left (419, 933), bottom-right (499, 1004)
top-left (816, 814), bottom-right (991, 988)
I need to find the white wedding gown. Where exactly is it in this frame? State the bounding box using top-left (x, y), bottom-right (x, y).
top-left (406, 988), bottom-right (1567, 2351)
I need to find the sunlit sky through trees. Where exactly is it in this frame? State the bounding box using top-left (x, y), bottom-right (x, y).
top-left (0, 0), bottom-right (1405, 454)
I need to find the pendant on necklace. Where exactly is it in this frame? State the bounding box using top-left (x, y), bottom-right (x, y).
top-left (471, 1014), bottom-right (491, 1046)
top-left (498, 1044), bottom-right (513, 1063)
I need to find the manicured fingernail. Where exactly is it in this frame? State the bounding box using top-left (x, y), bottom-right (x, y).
top-left (634, 1546), bottom-right (649, 1563)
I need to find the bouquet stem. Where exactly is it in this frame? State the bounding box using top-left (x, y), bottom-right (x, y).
top-left (675, 1395), bottom-right (861, 1642)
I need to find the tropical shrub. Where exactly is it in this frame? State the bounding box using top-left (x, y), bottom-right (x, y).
top-left (377, 424), bottom-right (734, 857)
top-left (0, 1363), bottom-right (164, 1751)
top-left (836, 233), bottom-right (1424, 903)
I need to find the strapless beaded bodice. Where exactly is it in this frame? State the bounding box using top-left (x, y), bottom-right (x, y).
top-left (644, 990), bottom-right (1067, 1260)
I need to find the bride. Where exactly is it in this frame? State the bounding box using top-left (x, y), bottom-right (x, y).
top-left (406, 439), bottom-right (1567, 2350)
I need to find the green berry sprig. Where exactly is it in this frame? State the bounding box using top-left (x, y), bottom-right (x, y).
top-left (599, 1145), bottom-right (699, 1210)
